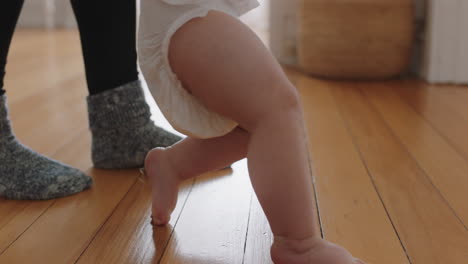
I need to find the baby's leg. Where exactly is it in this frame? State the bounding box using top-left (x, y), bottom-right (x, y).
top-left (169, 10), bottom-right (317, 238)
top-left (152, 10), bottom-right (365, 264)
top-left (145, 127), bottom-right (248, 225)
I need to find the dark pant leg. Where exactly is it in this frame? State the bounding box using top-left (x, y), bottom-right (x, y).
top-left (0, 0), bottom-right (25, 95)
top-left (71, 0), bottom-right (139, 95)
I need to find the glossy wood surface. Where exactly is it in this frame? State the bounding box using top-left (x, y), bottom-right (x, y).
top-left (0, 30), bottom-right (467, 264)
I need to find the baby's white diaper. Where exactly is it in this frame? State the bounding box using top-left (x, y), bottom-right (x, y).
top-left (138, 0), bottom-right (259, 139)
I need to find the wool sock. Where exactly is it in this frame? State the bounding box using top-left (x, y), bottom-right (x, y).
top-left (87, 80), bottom-right (182, 169)
top-left (0, 95), bottom-right (92, 200)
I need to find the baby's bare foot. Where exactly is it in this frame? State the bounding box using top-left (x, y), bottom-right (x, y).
top-left (144, 148), bottom-right (180, 226)
top-left (271, 236), bottom-right (365, 264)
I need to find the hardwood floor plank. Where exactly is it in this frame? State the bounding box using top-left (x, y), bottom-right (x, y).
top-left (333, 85), bottom-right (468, 264)
top-left (9, 78), bottom-right (88, 152)
top-left (297, 77), bottom-right (409, 264)
top-left (7, 30), bottom-right (77, 60)
top-left (5, 31), bottom-right (84, 105)
top-left (243, 195), bottom-right (273, 264)
top-left (6, 31), bottom-right (76, 76)
top-left (0, 201), bottom-right (52, 254)
top-left (160, 161), bottom-right (253, 264)
top-left (0, 202), bottom-right (29, 230)
top-left (363, 84), bottom-right (468, 225)
top-left (409, 83), bottom-right (468, 120)
top-left (76, 178), bottom-right (195, 264)
top-left (396, 82), bottom-right (468, 162)
top-left (5, 59), bottom-right (84, 107)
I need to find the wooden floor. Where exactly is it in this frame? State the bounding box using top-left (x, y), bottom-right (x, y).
top-left (1, 30), bottom-right (468, 264)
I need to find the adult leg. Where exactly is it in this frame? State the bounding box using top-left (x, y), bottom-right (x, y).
top-left (71, 0), bottom-right (181, 169)
top-left (0, 0), bottom-right (24, 95)
top-left (0, 0), bottom-right (92, 200)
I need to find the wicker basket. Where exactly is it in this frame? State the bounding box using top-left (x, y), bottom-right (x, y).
top-left (297, 0), bottom-right (414, 80)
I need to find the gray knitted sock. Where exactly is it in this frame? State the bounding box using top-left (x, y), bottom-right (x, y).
top-left (0, 95), bottom-right (93, 200)
top-left (87, 80), bottom-right (182, 169)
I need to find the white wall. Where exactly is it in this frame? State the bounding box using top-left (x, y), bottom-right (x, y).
top-left (17, 0), bottom-right (75, 28)
top-left (422, 0), bottom-right (468, 84)
top-left (17, 0), bottom-right (54, 28)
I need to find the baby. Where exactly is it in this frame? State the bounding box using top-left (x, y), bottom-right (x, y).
top-left (138, 1), bottom-right (365, 263)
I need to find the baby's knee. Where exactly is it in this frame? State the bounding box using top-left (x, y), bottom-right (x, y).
top-left (245, 83), bottom-right (302, 129)
top-left (268, 82), bottom-right (302, 117)
top-left (280, 86), bottom-right (301, 111)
